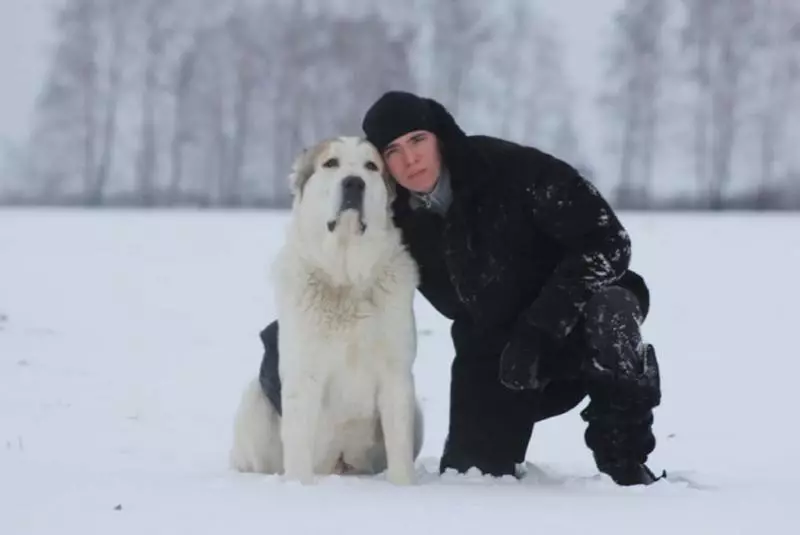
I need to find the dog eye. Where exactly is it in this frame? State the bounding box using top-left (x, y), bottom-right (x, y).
top-left (365, 161), bottom-right (378, 172)
top-left (322, 158), bottom-right (339, 168)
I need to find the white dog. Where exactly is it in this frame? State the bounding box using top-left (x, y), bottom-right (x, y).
top-left (229, 136), bottom-right (423, 485)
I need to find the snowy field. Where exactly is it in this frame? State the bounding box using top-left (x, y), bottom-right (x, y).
top-left (1, 208), bottom-right (798, 534)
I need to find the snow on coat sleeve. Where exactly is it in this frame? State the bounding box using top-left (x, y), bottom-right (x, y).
top-left (519, 157), bottom-right (632, 340)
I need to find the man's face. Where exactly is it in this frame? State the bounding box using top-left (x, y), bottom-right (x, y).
top-left (381, 130), bottom-right (441, 193)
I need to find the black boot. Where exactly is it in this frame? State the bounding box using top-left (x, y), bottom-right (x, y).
top-left (581, 391), bottom-right (662, 486)
top-left (596, 458), bottom-right (665, 486)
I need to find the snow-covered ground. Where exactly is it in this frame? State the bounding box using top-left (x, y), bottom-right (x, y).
top-left (1, 209), bottom-right (797, 534)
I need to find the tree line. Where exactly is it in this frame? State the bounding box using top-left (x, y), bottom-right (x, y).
top-left (2, 0), bottom-right (798, 210)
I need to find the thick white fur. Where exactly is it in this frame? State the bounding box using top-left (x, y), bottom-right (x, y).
top-left (230, 136), bottom-right (423, 485)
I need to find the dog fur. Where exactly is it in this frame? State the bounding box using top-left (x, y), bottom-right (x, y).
top-left (229, 136), bottom-right (423, 485)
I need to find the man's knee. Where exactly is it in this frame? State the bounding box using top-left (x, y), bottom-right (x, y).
top-left (584, 285), bottom-right (644, 330)
top-left (583, 286), bottom-right (645, 373)
top-left (581, 286), bottom-right (661, 409)
top-left (439, 437), bottom-right (519, 477)
top-left (442, 348), bottom-right (537, 477)
top-left (618, 271), bottom-right (650, 321)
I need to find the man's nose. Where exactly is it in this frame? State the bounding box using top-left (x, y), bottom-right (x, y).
top-left (402, 147), bottom-right (417, 165)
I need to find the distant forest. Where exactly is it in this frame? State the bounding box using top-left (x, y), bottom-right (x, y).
top-left (2, 0), bottom-right (798, 210)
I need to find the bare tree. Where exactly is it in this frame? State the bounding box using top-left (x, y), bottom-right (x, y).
top-left (680, 0), bottom-right (759, 209)
top-left (166, 39), bottom-right (197, 202)
top-left (752, 0), bottom-right (800, 207)
top-left (680, 0), bottom-right (713, 198)
top-left (135, 0), bottom-right (166, 205)
top-left (524, 21), bottom-right (584, 167)
top-left (161, 0), bottom-right (223, 203)
top-left (26, 0), bottom-right (133, 204)
top-left (428, 0), bottom-right (491, 114)
top-left (92, 0), bottom-right (128, 205)
top-left (602, 0), bottom-right (669, 208)
top-left (709, 1), bottom-right (757, 208)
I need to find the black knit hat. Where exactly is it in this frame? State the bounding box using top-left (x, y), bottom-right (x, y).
top-left (362, 91), bottom-right (438, 153)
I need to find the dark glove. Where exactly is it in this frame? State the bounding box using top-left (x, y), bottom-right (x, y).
top-left (498, 323), bottom-right (560, 391)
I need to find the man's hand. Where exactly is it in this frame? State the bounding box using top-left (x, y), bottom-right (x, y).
top-left (498, 324), bottom-right (558, 391)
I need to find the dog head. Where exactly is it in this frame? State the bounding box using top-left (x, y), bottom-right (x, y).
top-left (288, 136), bottom-right (395, 239)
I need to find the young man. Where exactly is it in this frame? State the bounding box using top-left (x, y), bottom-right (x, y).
top-left (259, 91), bottom-right (665, 486)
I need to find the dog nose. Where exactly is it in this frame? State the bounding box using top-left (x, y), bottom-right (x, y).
top-left (342, 175), bottom-right (365, 193)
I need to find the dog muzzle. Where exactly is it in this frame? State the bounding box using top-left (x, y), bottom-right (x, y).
top-left (327, 175), bottom-right (367, 234)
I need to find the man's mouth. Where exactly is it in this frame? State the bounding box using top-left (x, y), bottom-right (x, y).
top-left (408, 169), bottom-right (426, 181)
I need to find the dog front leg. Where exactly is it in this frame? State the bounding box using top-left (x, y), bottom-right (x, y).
top-left (378, 369), bottom-right (416, 485)
top-left (280, 373), bottom-right (324, 484)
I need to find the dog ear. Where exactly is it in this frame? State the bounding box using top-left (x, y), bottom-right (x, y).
top-left (382, 166), bottom-right (397, 203)
top-left (288, 146), bottom-right (318, 197)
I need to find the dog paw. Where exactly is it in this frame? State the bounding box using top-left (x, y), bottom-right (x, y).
top-left (386, 465), bottom-right (416, 486)
top-left (282, 466), bottom-right (317, 485)
top-left (282, 473), bottom-right (316, 485)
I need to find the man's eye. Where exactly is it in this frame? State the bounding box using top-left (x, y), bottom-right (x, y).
top-left (365, 161), bottom-right (378, 171)
top-left (322, 158), bottom-right (339, 168)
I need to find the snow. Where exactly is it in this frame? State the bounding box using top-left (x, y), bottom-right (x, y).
top-left (1, 208), bottom-right (798, 534)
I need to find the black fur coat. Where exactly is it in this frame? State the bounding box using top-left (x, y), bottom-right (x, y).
top-left (390, 100), bottom-right (649, 360)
